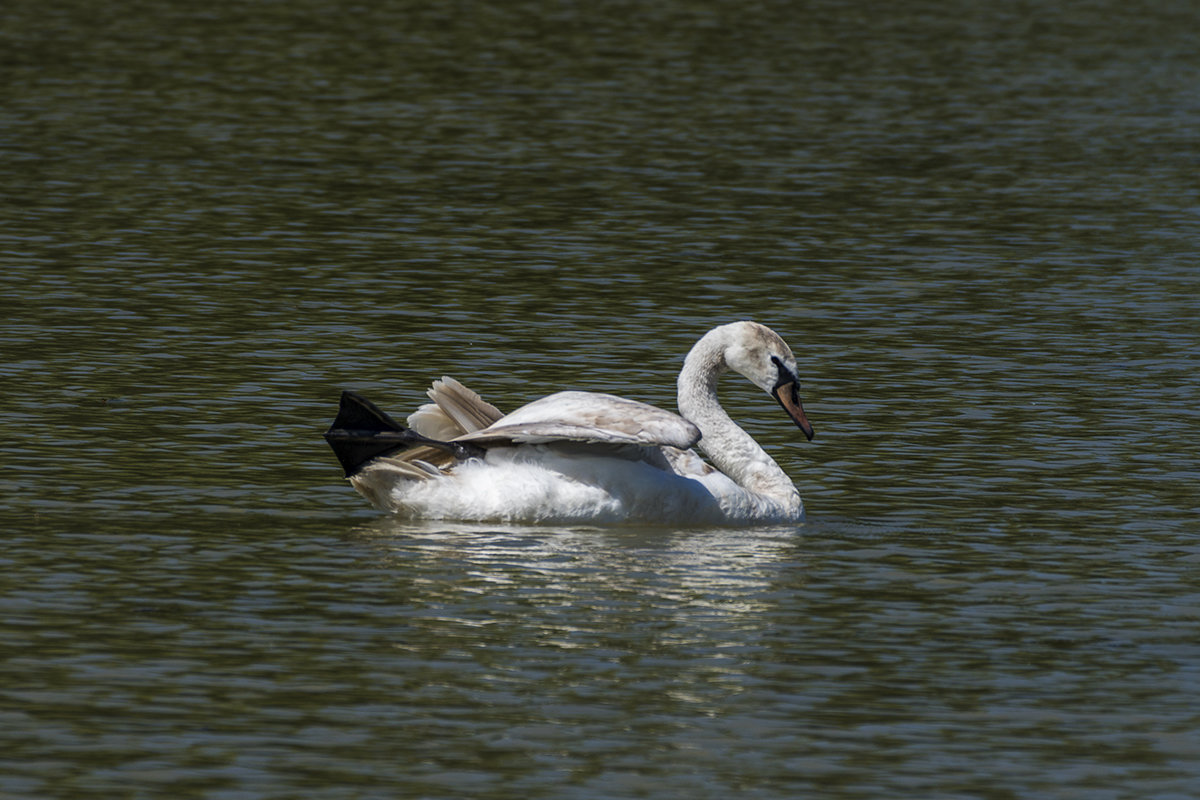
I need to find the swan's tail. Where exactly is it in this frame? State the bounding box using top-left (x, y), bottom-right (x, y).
top-left (323, 391), bottom-right (483, 478)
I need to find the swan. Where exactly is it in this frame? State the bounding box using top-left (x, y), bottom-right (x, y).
top-left (323, 321), bottom-right (815, 524)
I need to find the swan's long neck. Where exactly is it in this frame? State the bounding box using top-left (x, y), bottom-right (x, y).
top-left (677, 331), bottom-right (799, 507)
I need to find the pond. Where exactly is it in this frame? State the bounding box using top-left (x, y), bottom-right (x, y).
top-left (2, 0), bottom-right (1198, 797)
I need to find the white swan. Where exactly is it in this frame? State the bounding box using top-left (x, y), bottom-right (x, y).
top-left (324, 321), bottom-right (815, 524)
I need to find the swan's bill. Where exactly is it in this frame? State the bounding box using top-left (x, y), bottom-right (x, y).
top-left (772, 381), bottom-right (814, 441)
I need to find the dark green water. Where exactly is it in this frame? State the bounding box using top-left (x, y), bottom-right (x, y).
top-left (2, 1), bottom-right (1198, 797)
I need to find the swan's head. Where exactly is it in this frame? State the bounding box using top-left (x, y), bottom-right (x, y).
top-left (720, 321), bottom-right (815, 441)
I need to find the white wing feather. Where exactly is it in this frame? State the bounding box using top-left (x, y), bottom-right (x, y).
top-left (455, 391), bottom-right (700, 450)
top-left (407, 376), bottom-right (505, 439)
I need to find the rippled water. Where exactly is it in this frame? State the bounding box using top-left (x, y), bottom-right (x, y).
top-left (3, 0), bottom-right (1199, 797)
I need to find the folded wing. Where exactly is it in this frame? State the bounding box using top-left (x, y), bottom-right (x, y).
top-left (455, 391), bottom-right (701, 450)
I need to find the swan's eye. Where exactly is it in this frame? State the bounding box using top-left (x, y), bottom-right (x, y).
top-left (770, 356), bottom-right (795, 390)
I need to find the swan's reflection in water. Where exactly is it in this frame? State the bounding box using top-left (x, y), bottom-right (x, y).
top-left (348, 518), bottom-right (804, 614)
top-left (342, 519), bottom-right (807, 711)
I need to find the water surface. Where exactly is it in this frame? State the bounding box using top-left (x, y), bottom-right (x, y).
top-left (2, 0), bottom-right (1198, 797)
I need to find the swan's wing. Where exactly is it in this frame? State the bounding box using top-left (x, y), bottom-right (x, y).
top-left (429, 376), bottom-right (504, 431)
top-left (455, 391), bottom-right (701, 449)
top-left (407, 376), bottom-right (505, 439)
